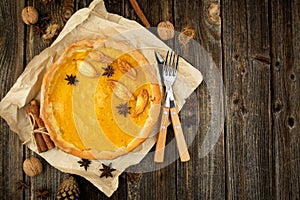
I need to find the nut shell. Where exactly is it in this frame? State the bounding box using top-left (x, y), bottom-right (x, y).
top-left (21, 6), bottom-right (39, 25)
top-left (23, 157), bottom-right (43, 177)
top-left (157, 21), bottom-right (175, 40)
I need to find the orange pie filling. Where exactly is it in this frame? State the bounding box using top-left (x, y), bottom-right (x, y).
top-left (46, 45), bottom-right (156, 155)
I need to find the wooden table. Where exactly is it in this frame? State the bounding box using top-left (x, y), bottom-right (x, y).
top-left (1, 0), bottom-right (299, 199)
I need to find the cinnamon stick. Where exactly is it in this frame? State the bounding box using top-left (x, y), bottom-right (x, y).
top-left (128, 0), bottom-right (151, 28)
top-left (26, 100), bottom-right (55, 152)
top-left (35, 133), bottom-right (48, 153)
top-left (26, 107), bottom-right (48, 153)
top-left (30, 100), bottom-right (55, 149)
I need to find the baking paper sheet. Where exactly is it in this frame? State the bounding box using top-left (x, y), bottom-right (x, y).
top-left (0, 0), bottom-right (203, 196)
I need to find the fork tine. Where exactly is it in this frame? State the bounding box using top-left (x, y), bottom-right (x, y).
top-left (163, 51), bottom-right (169, 74)
top-left (169, 51), bottom-right (174, 75)
top-left (175, 54), bottom-right (179, 74)
top-left (172, 52), bottom-right (177, 75)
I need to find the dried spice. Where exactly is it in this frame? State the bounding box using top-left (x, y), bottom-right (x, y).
top-left (42, 23), bottom-right (61, 43)
top-left (65, 74), bottom-right (79, 85)
top-left (133, 89), bottom-right (148, 117)
top-left (102, 65), bottom-right (115, 77)
top-left (26, 99), bottom-right (55, 152)
top-left (116, 102), bottom-right (131, 117)
top-left (99, 163), bottom-right (116, 178)
top-left (128, 0), bottom-right (151, 28)
top-left (77, 158), bottom-right (91, 171)
top-left (16, 180), bottom-right (30, 190)
top-left (107, 80), bottom-right (135, 101)
top-left (36, 189), bottom-right (49, 198)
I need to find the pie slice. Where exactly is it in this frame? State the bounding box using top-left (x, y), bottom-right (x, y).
top-left (41, 39), bottom-right (161, 160)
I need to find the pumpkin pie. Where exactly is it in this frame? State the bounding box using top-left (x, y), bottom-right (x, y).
top-left (40, 39), bottom-right (161, 160)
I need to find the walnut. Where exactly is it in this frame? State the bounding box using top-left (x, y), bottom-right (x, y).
top-left (21, 6), bottom-right (39, 25)
top-left (23, 157), bottom-right (43, 177)
top-left (157, 21), bottom-right (175, 41)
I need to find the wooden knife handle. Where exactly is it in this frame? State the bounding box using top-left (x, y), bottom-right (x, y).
top-left (170, 107), bottom-right (190, 162)
top-left (154, 107), bottom-right (170, 163)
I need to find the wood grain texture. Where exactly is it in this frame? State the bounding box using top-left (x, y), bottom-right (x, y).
top-left (270, 0), bottom-right (300, 199)
top-left (0, 0), bottom-right (25, 199)
top-left (174, 0), bottom-right (224, 200)
top-left (23, 1), bottom-right (71, 199)
top-left (0, 0), bottom-right (300, 199)
top-left (223, 0), bottom-right (274, 199)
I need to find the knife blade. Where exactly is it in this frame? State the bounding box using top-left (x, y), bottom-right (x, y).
top-left (155, 51), bottom-right (165, 64)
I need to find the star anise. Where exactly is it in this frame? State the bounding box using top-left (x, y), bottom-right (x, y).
top-left (77, 158), bottom-right (91, 171)
top-left (16, 180), bottom-right (30, 190)
top-left (36, 188), bottom-right (49, 198)
top-left (65, 74), bottom-right (79, 85)
top-left (116, 102), bottom-right (131, 117)
top-left (99, 163), bottom-right (116, 178)
top-left (102, 65), bottom-right (114, 77)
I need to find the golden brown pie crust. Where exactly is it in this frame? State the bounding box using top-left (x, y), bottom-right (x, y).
top-left (40, 39), bottom-right (161, 160)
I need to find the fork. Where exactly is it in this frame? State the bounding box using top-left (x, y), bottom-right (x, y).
top-left (154, 51), bottom-right (190, 163)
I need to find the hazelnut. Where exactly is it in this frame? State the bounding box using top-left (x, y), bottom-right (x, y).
top-left (157, 21), bottom-right (175, 41)
top-left (21, 6), bottom-right (39, 25)
top-left (23, 157), bottom-right (43, 177)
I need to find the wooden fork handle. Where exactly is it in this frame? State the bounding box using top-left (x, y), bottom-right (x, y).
top-left (154, 107), bottom-right (169, 163)
top-left (170, 107), bottom-right (190, 162)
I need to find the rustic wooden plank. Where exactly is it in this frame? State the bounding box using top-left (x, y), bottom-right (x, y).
top-left (22, 1), bottom-right (69, 199)
top-left (270, 0), bottom-right (300, 199)
top-left (223, 0), bottom-right (274, 199)
top-left (125, 0), bottom-right (173, 27)
top-left (123, 0), bottom-right (178, 200)
top-left (3, 0), bottom-right (300, 199)
top-left (173, 0), bottom-right (225, 199)
top-left (0, 0), bottom-right (25, 199)
top-left (104, 0), bottom-right (124, 15)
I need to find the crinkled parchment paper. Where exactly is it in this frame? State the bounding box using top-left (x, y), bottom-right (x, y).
top-left (0, 0), bottom-right (202, 197)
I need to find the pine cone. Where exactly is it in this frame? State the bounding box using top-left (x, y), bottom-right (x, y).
top-left (56, 176), bottom-right (80, 200)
